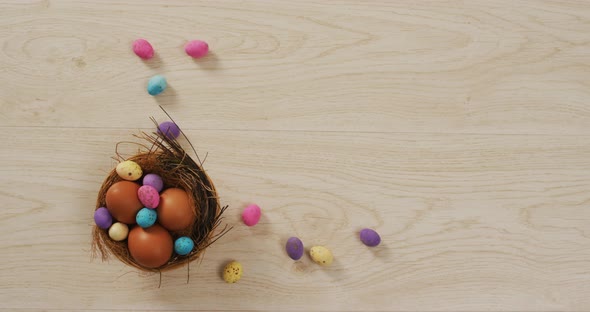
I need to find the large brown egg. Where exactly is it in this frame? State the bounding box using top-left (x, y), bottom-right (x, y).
top-left (128, 224), bottom-right (173, 268)
top-left (157, 188), bottom-right (195, 231)
top-left (105, 181), bottom-right (142, 224)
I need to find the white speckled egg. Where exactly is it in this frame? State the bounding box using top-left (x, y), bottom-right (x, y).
top-left (108, 222), bottom-right (129, 241)
top-left (116, 160), bottom-right (142, 181)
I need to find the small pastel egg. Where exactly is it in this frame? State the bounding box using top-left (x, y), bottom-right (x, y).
top-left (138, 185), bottom-right (160, 208)
top-left (286, 237), bottom-right (304, 260)
top-left (242, 204), bottom-right (261, 227)
top-left (94, 207), bottom-right (112, 229)
top-left (174, 236), bottom-right (194, 256)
top-left (143, 173), bottom-right (164, 192)
top-left (108, 222), bottom-right (129, 241)
top-left (157, 121), bottom-right (180, 139)
top-left (223, 261), bottom-right (243, 283)
top-left (184, 40), bottom-right (209, 58)
top-left (116, 160), bottom-right (142, 181)
top-left (132, 38), bottom-right (154, 59)
top-left (309, 246), bottom-right (333, 266)
top-left (359, 228), bottom-right (381, 247)
top-left (136, 207), bottom-right (157, 228)
top-left (147, 75), bottom-right (167, 96)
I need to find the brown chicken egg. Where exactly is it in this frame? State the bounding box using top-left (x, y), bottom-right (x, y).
top-left (105, 181), bottom-right (143, 224)
top-left (128, 224), bottom-right (173, 268)
top-left (157, 188), bottom-right (195, 231)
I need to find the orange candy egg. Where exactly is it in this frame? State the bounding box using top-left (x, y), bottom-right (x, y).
top-left (128, 224), bottom-right (173, 268)
top-left (105, 181), bottom-right (143, 224)
top-left (157, 188), bottom-right (195, 232)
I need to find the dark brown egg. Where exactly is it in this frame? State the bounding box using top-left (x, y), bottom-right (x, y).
top-left (105, 181), bottom-right (142, 224)
top-left (128, 224), bottom-right (173, 268)
top-left (157, 188), bottom-right (195, 231)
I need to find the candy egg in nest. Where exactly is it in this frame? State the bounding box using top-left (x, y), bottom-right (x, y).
top-left (92, 118), bottom-right (230, 272)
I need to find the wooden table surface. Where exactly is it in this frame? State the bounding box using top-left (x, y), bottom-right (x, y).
top-left (1, 1), bottom-right (590, 311)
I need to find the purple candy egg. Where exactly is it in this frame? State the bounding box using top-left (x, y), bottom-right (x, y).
top-left (142, 173), bottom-right (164, 192)
top-left (158, 121), bottom-right (180, 139)
top-left (286, 237), bottom-right (304, 260)
top-left (94, 207), bottom-right (113, 229)
top-left (360, 228), bottom-right (381, 247)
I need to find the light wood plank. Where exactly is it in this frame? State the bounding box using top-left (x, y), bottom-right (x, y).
top-left (1, 0), bottom-right (590, 134)
top-left (1, 128), bottom-right (589, 311)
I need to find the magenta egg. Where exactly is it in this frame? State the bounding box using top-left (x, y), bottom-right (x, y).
top-left (184, 40), bottom-right (209, 58)
top-left (132, 39), bottom-right (154, 59)
top-left (137, 185), bottom-right (160, 209)
top-left (242, 204), bottom-right (261, 226)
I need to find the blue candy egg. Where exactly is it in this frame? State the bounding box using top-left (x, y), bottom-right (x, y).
top-left (147, 75), bottom-right (167, 96)
top-left (136, 207), bottom-right (157, 228)
top-left (174, 236), bottom-right (194, 256)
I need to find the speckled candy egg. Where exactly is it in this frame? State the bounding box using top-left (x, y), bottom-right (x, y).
top-left (242, 204), bottom-right (261, 227)
top-left (147, 75), bottom-right (167, 96)
top-left (174, 236), bottom-right (194, 256)
top-left (108, 222), bottom-right (129, 241)
top-left (116, 160), bottom-right (142, 181)
top-left (136, 207), bottom-right (157, 228)
top-left (142, 173), bottom-right (164, 193)
top-left (310, 246), bottom-right (333, 266)
top-left (359, 228), bottom-right (381, 247)
top-left (138, 185), bottom-right (160, 208)
top-left (223, 261), bottom-right (243, 283)
top-left (132, 38), bottom-right (154, 59)
top-left (285, 237), bottom-right (304, 260)
top-left (157, 121), bottom-right (180, 139)
top-left (184, 40), bottom-right (209, 58)
top-left (94, 207), bottom-right (112, 229)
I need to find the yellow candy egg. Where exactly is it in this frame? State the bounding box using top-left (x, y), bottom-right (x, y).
top-left (310, 246), bottom-right (333, 266)
top-left (116, 160), bottom-right (143, 181)
top-left (223, 261), bottom-right (243, 283)
top-left (108, 222), bottom-right (129, 241)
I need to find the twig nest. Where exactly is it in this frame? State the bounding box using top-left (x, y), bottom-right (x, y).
top-left (92, 122), bottom-right (230, 272)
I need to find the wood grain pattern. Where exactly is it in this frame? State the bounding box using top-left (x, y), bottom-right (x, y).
top-left (1, 0), bottom-right (590, 311)
top-left (1, 0), bottom-right (590, 134)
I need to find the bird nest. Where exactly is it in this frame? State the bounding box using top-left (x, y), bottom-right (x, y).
top-left (92, 117), bottom-right (229, 272)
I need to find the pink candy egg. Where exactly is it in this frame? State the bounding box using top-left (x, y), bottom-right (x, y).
top-left (242, 204), bottom-right (261, 226)
top-left (184, 40), bottom-right (209, 58)
top-left (132, 39), bottom-right (154, 59)
top-left (137, 185), bottom-right (160, 209)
